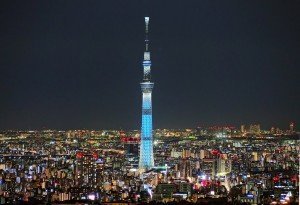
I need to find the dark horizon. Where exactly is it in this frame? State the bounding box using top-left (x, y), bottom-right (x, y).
top-left (0, 1), bottom-right (299, 130)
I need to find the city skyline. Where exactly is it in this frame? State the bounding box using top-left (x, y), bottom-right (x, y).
top-left (0, 1), bottom-right (299, 130)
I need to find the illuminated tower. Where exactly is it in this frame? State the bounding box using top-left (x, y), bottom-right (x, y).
top-left (139, 17), bottom-right (154, 170)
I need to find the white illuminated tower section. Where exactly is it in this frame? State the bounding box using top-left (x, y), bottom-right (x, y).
top-left (139, 17), bottom-right (154, 170)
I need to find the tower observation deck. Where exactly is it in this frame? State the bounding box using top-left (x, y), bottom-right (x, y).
top-left (139, 17), bottom-right (154, 170)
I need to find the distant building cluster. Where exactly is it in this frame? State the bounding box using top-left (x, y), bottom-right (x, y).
top-left (239, 122), bottom-right (296, 136)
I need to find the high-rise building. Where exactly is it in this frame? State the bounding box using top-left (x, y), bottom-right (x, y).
top-left (289, 122), bottom-right (295, 132)
top-left (178, 159), bottom-right (192, 179)
top-left (249, 124), bottom-right (260, 134)
top-left (270, 127), bottom-right (275, 134)
top-left (241, 125), bottom-right (245, 133)
top-left (139, 17), bottom-right (154, 170)
top-left (75, 152), bottom-right (97, 187)
top-left (120, 131), bottom-right (139, 157)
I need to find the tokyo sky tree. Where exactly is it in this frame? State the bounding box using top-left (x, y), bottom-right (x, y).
top-left (139, 17), bottom-right (154, 170)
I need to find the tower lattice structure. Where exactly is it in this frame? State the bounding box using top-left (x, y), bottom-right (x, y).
top-left (139, 17), bottom-right (154, 170)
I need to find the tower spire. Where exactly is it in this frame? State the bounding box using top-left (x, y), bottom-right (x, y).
top-left (142, 17), bottom-right (151, 82)
top-left (145, 17), bottom-right (149, 51)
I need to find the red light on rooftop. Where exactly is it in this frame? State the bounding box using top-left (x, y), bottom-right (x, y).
top-left (76, 152), bottom-right (84, 158)
top-left (193, 184), bottom-right (199, 190)
top-left (201, 180), bottom-right (207, 187)
top-left (92, 152), bottom-right (98, 159)
top-left (211, 150), bottom-right (220, 156)
top-left (291, 175), bottom-right (298, 181)
top-left (273, 176), bottom-right (279, 182)
top-left (121, 136), bottom-right (140, 142)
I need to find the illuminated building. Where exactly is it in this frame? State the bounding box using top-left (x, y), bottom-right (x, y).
top-left (249, 124), bottom-right (260, 134)
top-left (178, 159), bottom-right (192, 179)
top-left (182, 149), bottom-right (191, 159)
top-left (120, 131), bottom-right (139, 157)
top-left (241, 125), bottom-right (245, 133)
top-left (270, 127), bottom-right (275, 134)
top-left (75, 152), bottom-right (98, 187)
top-left (289, 122), bottom-right (294, 132)
top-left (153, 183), bottom-right (177, 200)
top-left (139, 17), bottom-right (154, 170)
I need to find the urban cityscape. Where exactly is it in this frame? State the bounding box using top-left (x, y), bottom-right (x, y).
top-left (0, 1), bottom-right (299, 205)
top-left (0, 124), bottom-right (299, 204)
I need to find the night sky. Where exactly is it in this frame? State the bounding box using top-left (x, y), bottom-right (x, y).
top-left (0, 1), bottom-right (299, 130)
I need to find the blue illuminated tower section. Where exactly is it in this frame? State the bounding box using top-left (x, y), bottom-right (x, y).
top-left (139, 17), bottom-right (154, 170)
